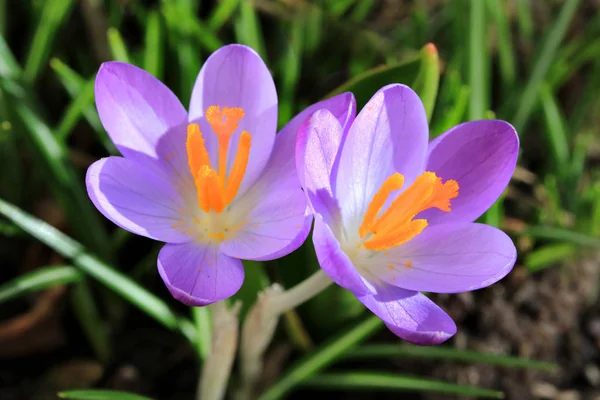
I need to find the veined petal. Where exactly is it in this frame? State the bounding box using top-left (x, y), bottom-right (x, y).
top-left (336, 85), bottom-right (428, 236)
top-left (95, 62), bottom-right (189, 178)
top-left (189, 44), bottom-right (277, 197)
top-left (313, 216), bottom-right (372, 296)
top-left (158, 242), bottom-right (244, 306)
top-left (368, 223), bottom-right (516, 293)
top-left (357, 283), bottom-right (456, 345)
top-left (86, 157), bottom-right (190, 243)
top-left (296, 109), bottom-right (344, 230)
top-left (419, 120), bottom-right (519, 225)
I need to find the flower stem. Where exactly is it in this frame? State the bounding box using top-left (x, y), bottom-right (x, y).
top-left (237, 270), bottom-right (332, 399)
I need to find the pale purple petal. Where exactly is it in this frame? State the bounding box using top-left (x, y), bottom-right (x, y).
top-left (296, 109), bottom-right (344, 230)
top-left (313, 216), bottom-right (372, 296)
top-left (188, 44), bottom-right (277, 196)
top-left (95, 62), bottom-right (189, 178)
top-left (357, 283), bottom-right (456, 345)
top-left (419, 120), bottom-right (519, 225)
top-left (369, 223), bottom-right (516, 293)
top-left (86, 157), bottom-right (190, 243)
top-left (335, 84), bottom-right (428, 233)
top-left (158, 242), bottom-right (244, 306)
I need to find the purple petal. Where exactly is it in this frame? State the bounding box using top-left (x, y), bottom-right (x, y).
top-left (369, 223), bottom-right (516, 293)
top-left (188, 44), bottom-right (277, 196)
top-left (420, 120), bottom-right (519, 225)
top-left (86, 157), bottom-right (190, 243)
top-left (95, 62), bottom-right (189, 177)
top-left (335, 84), bottom-right (428, 232)
top-left (357, 283), bottom-right (456, 345)
top-left (158, 242), bottom-right (244, 306)
top-left (313, 216), bottom-right (372, 296)
top-left (296, 109), bottom-right (344, 229)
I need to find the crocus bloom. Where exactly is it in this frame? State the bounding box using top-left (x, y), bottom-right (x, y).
top-left (86, 44), bottom-right (355, 306)
top-left (297, 84), bottom-right (518, 345)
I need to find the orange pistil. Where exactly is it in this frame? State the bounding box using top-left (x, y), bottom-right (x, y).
top-left (360, 171), bottom-right (458, 251)
top-left (186, 106), bottom-right (252, 213)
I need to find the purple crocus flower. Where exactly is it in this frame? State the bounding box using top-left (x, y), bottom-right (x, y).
top-left (297, 84), bottom-right (518, 345)
top-left (86, 44), bottom-right (355, 306)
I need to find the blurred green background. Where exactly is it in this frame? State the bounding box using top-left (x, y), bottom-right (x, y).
top-left (1, 0), bottom-right (599, 399)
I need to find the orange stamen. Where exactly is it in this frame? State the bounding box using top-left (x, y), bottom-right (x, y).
top-left (225, 131), bottom-right (252, 203)
top-left (206, 106), bottom-right (245, 182)
top-left (360, 171), bottom-right (458, 251)
top-left (185, 106), bottom-right (251, 214)
top-left (186, 124), bottom-right (210, 181)
top-left (359, 173), bottom-right (404, 239)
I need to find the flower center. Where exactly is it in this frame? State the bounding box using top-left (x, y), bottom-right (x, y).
top-left (186, 106), bottom-right (252, 213)
top-left (358, 171), bottom-right (459, 251)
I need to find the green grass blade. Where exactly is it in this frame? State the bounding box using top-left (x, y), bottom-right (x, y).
top-left (0, 265), bottom-right (82, 304)
top-left (539, 83), bottom-right (569, 171)
top-left (350, 0), bottom-right (375, 23)
top-left (301, 372), bottom-right (503, 398)
top-left (234, 0), bottom-right (267, 60)
top-left (278, 14), bottom-right (304, 126)
top-left (58, 390), bottom-right (154, 400)
top-left (208, 0), bottom-right (240, 31)
top-left (515, 0), bottom-right (533, 41)
top-left (144, 11), bottom-right (164, 79)
top-left (327, 0), bottom-right (356, 17)
top-left (71, 281), bottom-right (111, 363)
top-left (344, 344), bottom-right (556, 371)
top-left (55, 79), bottom-right (96, 141)
top-left (525, 243), bottom-right (577, 272)
top-left (487, 0), bottom-right (516, 86)
top-left (0, 198), bottom-right (196, 346)
top-left (192, 306), bottom-right (212, 359)
top-left (23, 0), bottom-right (76, 82)
top-left (0, 34), bottom-right (21, 78)
top-left (512, 0), bottom-right (582, 132)
top-left (468, 0), bottom-right (488, 120)
top-left (412, 43), bottom-right (440, 122)
top-left (258, 316), bottom-right (383, 400)
top-left (521, 226), bottom-right (600, 247)
top-left (107, 27), bottom-right (132, 63)
top-left (327, 55), bottom-right (421, 108)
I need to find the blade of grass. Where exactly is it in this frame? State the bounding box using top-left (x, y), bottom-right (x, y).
top-left (515, 0), bottom-right (533, 41)
top-left (278, 14), bottom-right (304, 127)
top-left (512, 0), bottom-right (582, 132)
top-left (208, 0), bottom-right (240, 31)
top-left (0, 265), bottom-right (83, 304)
top-left (144, 11), bottom-right (164, 79)
top-left (107, 27), bottom-right (132, 63)
top-left (350, 0), bottom-right (375, 23)
top-left (23, 0), bottom-right (76, 82)
top-left (192, 306), bottom-right (211, 359)
top-left (258, 316), bottom-right (383, 400)
top-left (539, 83), bottom-right (569, 172)
top-left (487, 0), bottom-right (516, 86)
top-left (344, 344), bottom-right (556, 371)
top-left (412, 43), bottom-right (440, 122)
top-left (59, 390), bottom-right (154, 400)
top-left (525, 243), bottom-right (577, 272)
top-left (468, 0), bottom-right (488, 120)
top-left (302, 372), bottom-right (503, 398)
top-left (71, 280), bottom-right (111, 363)
top-left (234, 0), bottom-right (267, 60)
top-left (521, 226), bottom-right (600, 247)
top-left (0, 34), bottom-right (21, 78)
top-left (0, 197), bottom-right (197, 347)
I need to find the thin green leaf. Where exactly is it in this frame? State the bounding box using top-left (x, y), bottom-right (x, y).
top-left (258, 316), bottom-right (383, 400)
top-left (0, 265), bottom-right (82, 304)
top-left (234, 0), bottom-right (267, 60)
top-left (0, 34), bottom-right (21, 78)
top-left (278, 15), bottom-right (304, 127)
top-left (302, 372), bottom-right (503, 398)
top-left (521, 226), bottom-right (600, 247)
top-left (487, 0), bottom-right (516, 86)
top-left (59, 390), bottom-right (154, 400)
top-left (513, 0), bottom-right (582, 132)
top-left (107, 27), bottom-right (132, 63)
top-left (144, 11), bottom-right (164, 79)
top-left (0, 198), bottom-right (196, 346)
top-left (412, 43), bottom-right (440, 122)
top-left (539, 83), bottom-right (569, 171)
top-left (327, 0), bottom-right (356, 17)
top-left (515, 0), bottom-right (534, 41)
top-left (55, 79), bottom-right (95, 141)
top-left (24, 0), bottom-right (76, 82)
top-left (525, 243), bottom-right (577, 272)
top-left (468, 0), bottom-right (488, 120)
top-left (208, 0), bottom-right (240, 31)
top-left (345, 344), bottom-right (556, 371)
top-left (350, 0), bottom-right (375, 23)
top-left (71, 281), bottom-right (111, 363)
top-left (326, 54), bottom-right (421, 108)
